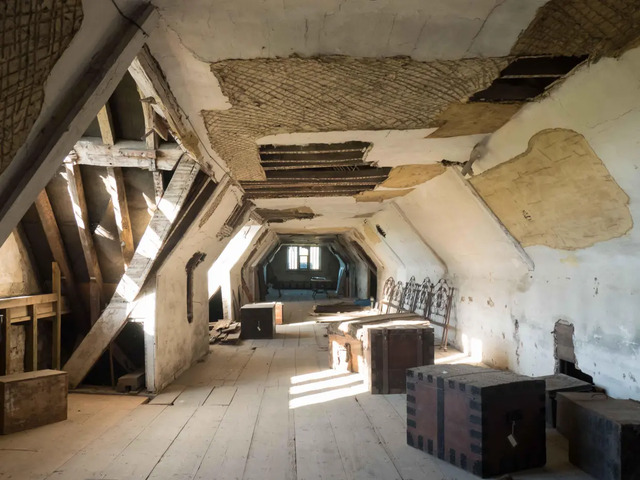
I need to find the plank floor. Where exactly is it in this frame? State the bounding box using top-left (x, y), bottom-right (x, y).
top-left (1, 321), bottom-right (591, 480)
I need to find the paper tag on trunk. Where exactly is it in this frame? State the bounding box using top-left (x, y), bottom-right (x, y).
top-left (507, 434), bottom-right (518, 447)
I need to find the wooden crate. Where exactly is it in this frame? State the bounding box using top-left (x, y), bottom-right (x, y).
top-left (1, 370), bottom-right (67, 434)
top-left (240, 302), bottom-right (277, 339)
top-left (407, 364), bottom-right (546, 478)
top-left (535, 374), bottom-right (592, 427)
top-left (557, 392), bottom-right (640, 480)
top-left (366, 324), bottom-right (434, 394)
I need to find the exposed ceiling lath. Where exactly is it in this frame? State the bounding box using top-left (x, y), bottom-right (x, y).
top-left (241, 142), bottom-right (391, 199)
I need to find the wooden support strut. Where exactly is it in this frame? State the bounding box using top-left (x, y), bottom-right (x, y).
top-left (64, 158), bottom-right (200, 388)
top-left (106, 167), bottom-right (135, 267)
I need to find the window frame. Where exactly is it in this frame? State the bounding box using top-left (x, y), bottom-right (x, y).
top-left (287, 245), bottom-right (321, 271)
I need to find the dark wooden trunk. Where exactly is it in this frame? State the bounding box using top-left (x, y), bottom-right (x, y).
top-left (535, 373), bottom-right (592, 427)
top-left (407, 364), bottom-right (546, 478)
top-left (366, 325), bottom-right (434, 394)
top-left (556, 392), bottom-right (640, 480)
top-left (240, 302), bottom-right (276, 339)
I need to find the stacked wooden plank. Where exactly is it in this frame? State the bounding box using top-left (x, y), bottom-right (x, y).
top-left (209, 320), bottom-right (241, 344)
top-left (406, 364), bottom-right (546, 478)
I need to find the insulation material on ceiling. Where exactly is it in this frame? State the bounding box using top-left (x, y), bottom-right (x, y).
top-left (203, 56), bottom-right (509, 180)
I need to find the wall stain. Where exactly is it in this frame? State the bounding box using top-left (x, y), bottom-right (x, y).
top-left (471, 129), bottom-right (633, 250)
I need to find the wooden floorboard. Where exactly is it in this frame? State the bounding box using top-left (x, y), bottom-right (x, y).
top-left (99, 405), bottom-right (197, 480)
top-left (1, 317), bottom-right (590, 480)
top-left (147, 405), bottom-right (227, 480)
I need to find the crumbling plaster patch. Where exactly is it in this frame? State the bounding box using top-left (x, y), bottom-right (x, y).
top-left (0, 0), bottom-right (83, 176)
top-left (381, 164), bottom-right (446, 188)
top-left (426, 102), bottom-right (523, 138)
top-left (471, 128), bottom-right (632, 250)
top-left (203, 56), bottom-right (508, 180)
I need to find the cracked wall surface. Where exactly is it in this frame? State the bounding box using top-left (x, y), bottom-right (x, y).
top-left (202, 56), bottom-right (508, 180)
top-left (0, 0), bottom-right (83, 176)
top-left (471, 128), bottom-right (633, 250)
top-left (512, 0), bottom-right (640, 57)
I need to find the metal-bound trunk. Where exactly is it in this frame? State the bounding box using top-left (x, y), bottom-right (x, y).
top-left (535, 374), bottom-right (592, 427)
top-left (407, 364), bottom-right (546, 478)
top-left (366, 325), bottom-right (434, 394)
top-left (556, 392), bottom-right (640, 480)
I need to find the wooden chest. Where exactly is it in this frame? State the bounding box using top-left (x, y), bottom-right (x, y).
top-left (556, 392), bottom-right (640, 480)
top-left (406, 364), bottom-right (546, 478)
top-left (240, 302), bottom-right (277, 339)
top-left (535, 374), bottom-right (592, 427)
top-left (1, 370), bottom-right (67, 434)
top-left (327, 313), bottom-right (425, 375)
top-left (366, 325), bottom-right (434, 394)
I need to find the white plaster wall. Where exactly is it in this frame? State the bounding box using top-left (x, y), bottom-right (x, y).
top-left (0, 233), bottom-right (39, 297)
top-left (366, 206), bottom-right (446, 282)
top-left (208, 222), bottom-right (264, 319)
top-left (150, 181), bottom-right (244, 392)
top-left (439, 46), bottom-right (640, 399)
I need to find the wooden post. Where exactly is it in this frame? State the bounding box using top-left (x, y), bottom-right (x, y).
top-left (1, 309), bottom-right (9, 375)
top-left (25, 304), bottom-right (38, 371)
top-left (106, 167), bottom-right (135, 266)
top-left (52, 263), bottom-right (62, 370)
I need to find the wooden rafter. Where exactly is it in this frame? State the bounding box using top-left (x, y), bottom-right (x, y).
top-left (96, 105), bottom-right (115, 146)
top-left (0, 5), bottom-right (158, 247)
top-left (64, 158), bottom-right (200, 388)
top-left (64, 158), bottom-right (104, 323)
top-left (106, 167), bottom-right (135, 267)
top-left (35, 190), bottom-right (88, 334)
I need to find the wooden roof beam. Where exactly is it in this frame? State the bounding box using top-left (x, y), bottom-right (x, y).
top-left (74, 140), bottom-right (182, 171)
top-left (0, 5), bottom-right (159, 247)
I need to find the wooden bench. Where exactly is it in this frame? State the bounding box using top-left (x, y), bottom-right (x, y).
top-left (0, 369), bottom-right (67, 434)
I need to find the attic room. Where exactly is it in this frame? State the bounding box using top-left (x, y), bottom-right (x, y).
top-left (1, 1), bottom-right (639, 479)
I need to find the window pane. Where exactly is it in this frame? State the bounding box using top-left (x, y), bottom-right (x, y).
top-left (288, 246), bottom-right (298, 269)
top-left (310, 246), bottom-right (320, 270)
top-left (300, 257), bottom-right (308, 269)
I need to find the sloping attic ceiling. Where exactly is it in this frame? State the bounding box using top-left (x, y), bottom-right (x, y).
top-left (148, 0), bottom-right (640, 193)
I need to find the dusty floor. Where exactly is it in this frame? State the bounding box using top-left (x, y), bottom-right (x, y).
top-left (0, 320), bottom-right (591, 480)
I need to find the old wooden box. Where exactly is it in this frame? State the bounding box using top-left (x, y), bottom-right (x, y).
top-left (366, 324), bottom-right (434, 394)
top-left (327, 313), bottom-right (424, 373)
top-left (1, 369), bottom-right (67, 434)
top-left (240, 302), bottom-right (278, 339)
top-left (535, 374), bottom-right (592, 427)
top-left (556, 392), bottom-right (640, 480)
top-left (406, 364), bottom-right (546, 478)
